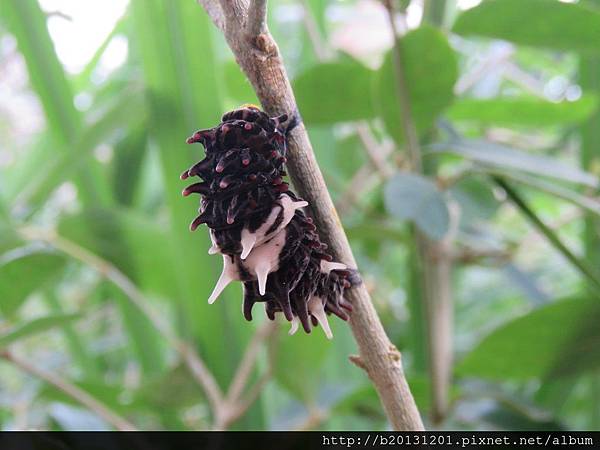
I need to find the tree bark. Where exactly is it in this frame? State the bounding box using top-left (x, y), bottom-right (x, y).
top-left (197, 0), bottom-right (424, 430)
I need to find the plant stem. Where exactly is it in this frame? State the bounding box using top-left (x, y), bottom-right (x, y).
top-left (383, 0), bottom-right (453, 425)
top-left (492, 176), bottom-right (600, 294)
top-left (0, 350), bottom-right (138, 431)
top-left (423, 0), bottom-right (447, 28)
top-left (579, 28), bottom-right (600, 428)
top-left (198, 0), bottom-right (424, 430)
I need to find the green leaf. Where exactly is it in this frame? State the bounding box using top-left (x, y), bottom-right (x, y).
top-left (274, 327), bottom-right (331, 401)
top-left (223, 61), bottom-right (259, 107)
top-left (0, 250), bottom-right (66, 316)
top-left (452, 0), bottom-right (600, 52)
top-left (3, 0), bottom-right (80, 144)
top-left (133, 363), bottom-right (206, 410)
top-left (59, 208), bottom-right (175, 302)
top-left (481, 169), bottom-right (600, 218)
top-left (0, 313), bottom-right (81, 348)
top-left (111, 127), bottom-right (149, 206)
top-left (294, 58), bottom-right (376, 124)
top-left (428, 139), bottom-right (599, 188)
top-left (18, 88), bottom-right (147, 211)
top-left (3, 0), bottom-right (109, 209)
top-left (384, 173), bottom-right (450, 240)
top-left (376, 26), bottom-right (458, 144)
top-left (457, 297), bottom-right (600, 380)
top-left (450, 176), bottom-right (499, 223)
top-left (447, 96), bottom-right (599, 128)
top-left (59, 208), bottom-right (170, 373)
top-left (73, 16), bottom-right (127, 91)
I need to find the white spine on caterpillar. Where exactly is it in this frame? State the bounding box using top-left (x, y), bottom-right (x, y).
top-left (240, 229), bottom-right (287, 295)
top-left (240, 194), bottom-right (307, 260)
top-left (320, 260), bottom-right (347, 274)
top-left (307, 295), bottom-right (333, 339)
top-left (288, 316), bottom-right (300, 336)
top-left (208, 254), bottom-right (240, 304)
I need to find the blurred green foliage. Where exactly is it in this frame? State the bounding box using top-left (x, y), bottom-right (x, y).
top-left (0, 0), bottom-right (599, 431)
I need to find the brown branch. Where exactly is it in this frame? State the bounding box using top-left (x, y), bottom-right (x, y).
top-left (356, 123), bottom-right (394, 178)
top-left (383, 0), bottom-right (453, 424)
top-left (226, 321), bottom-right (276, 403)
top-left (0, 350), bottom-right (138, 431)
top-left (198, 0), bottom-right (424, 431)
top-left (246, 0), bottom-right (268, 38)
top-left (336, 164), bottom-right (380, 216)
top-left (199, 0), bottom-right (225, 30)
top-left (215, 321), bottom-right (278, 430)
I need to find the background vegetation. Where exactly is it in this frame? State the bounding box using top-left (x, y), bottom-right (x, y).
top-left (1, 0), bottom-right (599, 430)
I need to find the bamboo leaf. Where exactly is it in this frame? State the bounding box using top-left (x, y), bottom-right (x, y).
top-left (457, 296), bottom-right (600, 379)
top-left (453, 0), bottom-right (600, 52)
top-left (294, 58), bottom-right (376, 124)
top-left (130, 1), bottom-right (253, 405)
top-left (479, 169), bottom-right (600, 218)
top-left (0, 313), bottom-right (81, 348)
top-left (0, 249), bottom-right (66, 316)
top-left (376, 26), bottom-right (458, 144)
top-left (447, 96), bottom-right (599, 128)
top-left (4, 0), bottom-right (80, 144)
top-left (493, 176), bottom-right (600, 293)
top-left (429, 139), bottom-right (599, 188)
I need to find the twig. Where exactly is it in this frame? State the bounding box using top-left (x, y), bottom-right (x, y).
top-left (454, 45), bottom-right (513, 95)
top-left (453, 247), bottom-right (512, 265)
top-left (0, 350), bottom-right (138, 431)
top-left (336, 165), bottom-right (380, 216)
top-left (198, 0), bottom-right (424, 430)
top-left (226, 369), bottom-right (271, 425)
top-left (493, 176), bottom-right (600, 294)
top-left (199, 0), bottom-right (225, 30)
top-left (383, 1), bottom-right (421, 172)
top-left (17, 226), bottom-right (225, 422)
top-left (216, 321), bottom-right (278, 429)
top-left (356, 123), bottom-right (394, 178)
top-left (299, 0), bottom-right (333, 61)
top-left (383, 0), bottom-right (453, 424)
top-left (294, 405), bottom-right (328, 431)
top-left (226, 321), bottom-right (276, 403)
top-left (246, 0), bottom-right (268, 38)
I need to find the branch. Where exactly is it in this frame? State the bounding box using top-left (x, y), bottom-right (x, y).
top-left (246, 0), bottom-right (268, 38)
top-left (215, 321), bottom-right (277, 430)
top-left (383, 0), bottom-right (453, 424)
top-left (226, 321), bottom-right (276, 403)
top-left (356, 123), bottom-right (394, 178)
top-left (493, 176), bottom-right (600, 294)
top-left (0, 350), bottom-right (138, 431)
top-left (199, 0), bottom-right (225, 30)
top-left (198, 0), bottom-right (424, 430)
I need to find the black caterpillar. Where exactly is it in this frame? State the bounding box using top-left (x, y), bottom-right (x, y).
top-left (181, 105), bottom-right (355, 338)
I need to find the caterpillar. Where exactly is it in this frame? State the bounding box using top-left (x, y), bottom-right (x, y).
top-left (181, 105), bottom-right (355, 338)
